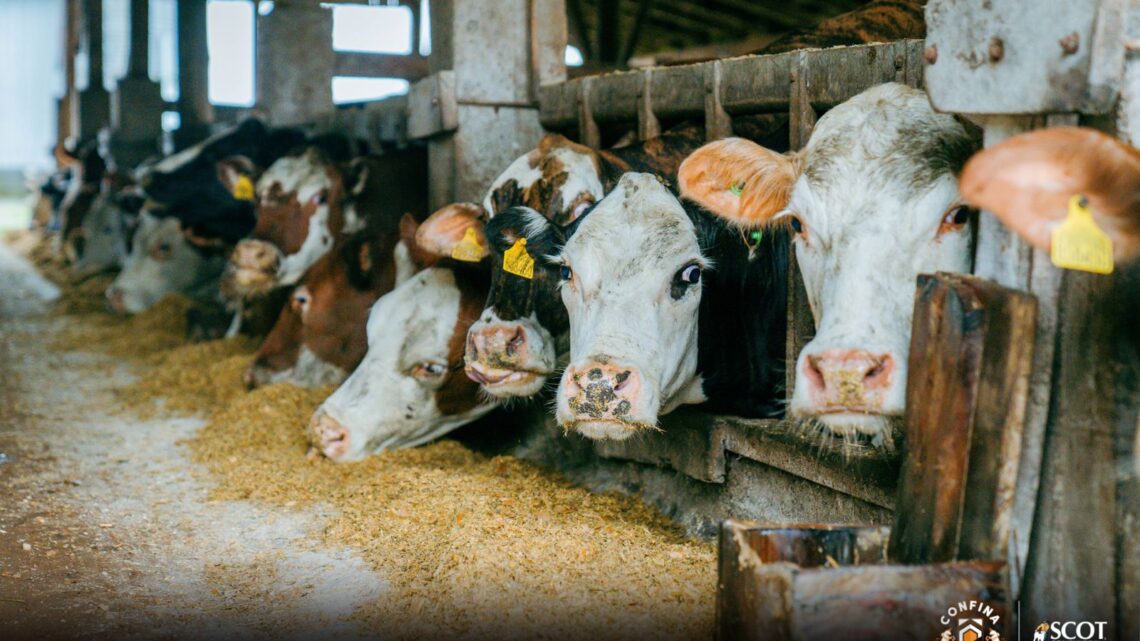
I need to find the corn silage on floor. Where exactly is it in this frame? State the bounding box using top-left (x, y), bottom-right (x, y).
top-left (0, 238), bottom-right (716, 640)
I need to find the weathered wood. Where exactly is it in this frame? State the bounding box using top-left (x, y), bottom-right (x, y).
top-left (529, 0), bottom-right (569, 100)
top-left (718, 520), bottom-right (1008, 641)
top-left (925, 0), bottom-right (1125, 114)
top-left (636, 70), bottom-right (660, 140)
top-left (577, 78), bottom-right (601, 148)
top-left (889, 273), bottom-right (1037, 565)
top-left (333, 52), bottom-right (429, 81)
top-left (1022, 268), bottom-right (1119, 632)
top-left (703, 61), bottom-right (732, 141)
top-left (407, 72), bottom-right (457, 139)
top-left (256, 1), bottom-right (333, 127)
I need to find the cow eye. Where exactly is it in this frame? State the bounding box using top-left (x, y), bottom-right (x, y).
top-left (670, 262), bottom-right (702, 300)
top-left (312, 190), bottom-right (328, 206)
top-left (158, 242), bottom-right (171, 253)
top-left (411, 361), bottom-right (447, 380)
top-left (788, 216), bottom-right (804, 234)
top-left (559, 265), bottom-right (573, 281)
top-left (938, 204), bottom-right (975, 235)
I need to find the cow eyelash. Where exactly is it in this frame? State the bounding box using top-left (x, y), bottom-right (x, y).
top-left (937, 204), bottom-right (976, 236)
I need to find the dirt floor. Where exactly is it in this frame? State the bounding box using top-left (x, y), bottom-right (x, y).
top-left (0, 241), bottom-right (717, 641)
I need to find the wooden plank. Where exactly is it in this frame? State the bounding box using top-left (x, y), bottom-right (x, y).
top-left (333, 52), bottom-right (429, 81)
top-left (1022, 268), bottom-right (1119, 631)
top-left (588, 69), bottom-right (640, 123)
top-left (716, 520), bottom-right (797, 641)
top-left (925, 0), bottom-right (1124, 114)
top-left (703, 61), bottom-right (732, 140)
top-left (593, 412), bottom-right (727, 483)
top-left (719, 50), bottom-right (794, 114)
top-left (889, 273), bottom-right (1037, 565)
top-left (577, 77), bottom-right (601, 148)
top-left (407, 71), bottom-right (457, 139)
top-left (636, 70), bottom-right (660, 140)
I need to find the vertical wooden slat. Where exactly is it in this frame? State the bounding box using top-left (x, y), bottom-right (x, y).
top-left (577, 77), bottom-right (601, 148)
top-left (784, 53), bottom-right (817, 404)
top-left (703, 60), bottom-right (732, 141)
top-left (636, 70), bottom-right (660, 141)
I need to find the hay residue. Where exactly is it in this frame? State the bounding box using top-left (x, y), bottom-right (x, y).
top-left (189, 385), bottom-right (717, 641)
top-left (51, 295), bottom-right (194, 360)
top-left (118, 337), bottom-right (257, 417)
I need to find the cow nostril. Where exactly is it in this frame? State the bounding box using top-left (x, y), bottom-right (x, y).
top-left (614, 370), bottom-right (632, 391)
top-left (864, 354), bottom-right (893, 386)
top-left (804, 355), bottom-right (825, 389)
top-left (507, 327), bottom-right (525, 356)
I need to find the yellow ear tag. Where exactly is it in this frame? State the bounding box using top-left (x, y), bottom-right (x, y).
top-left (451, 227), bottom-right (486, 262)
top-left (503, 237), bottom-right (535, 280)
top-left (1050, 195), bottom-right (1113, 275)
top-left (232, 175), bottom-right (255, 201)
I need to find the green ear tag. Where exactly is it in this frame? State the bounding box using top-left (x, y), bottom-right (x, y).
top-left (729, 182), bottom-right (744, 197)
top-left (750, 229), bottom-right (763, 245)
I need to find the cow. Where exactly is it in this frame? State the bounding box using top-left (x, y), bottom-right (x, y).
top-left (960, 126), bottom-right (1140, 264)
top-left (105, 211), bottom-right (228, 314)
top-left (464, 125), bottom-right (707, 398)
top-left (541, 172), bottom-right (788, 441)
top-left (307, 204), bottom-right (498, 462)
top-left (242, 213), bottom-right (425, 389)
top-left (57, 142), bottom-right (106, 257)
top-left (68, 173), bottom-right (144, 278)
top-left (678, 82), bottom-right (979, 446)
top-left (224, 146), bottom-right (428, 299)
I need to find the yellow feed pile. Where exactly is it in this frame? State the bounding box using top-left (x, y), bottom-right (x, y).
top-left (189, 384), bottom-right (716, 641)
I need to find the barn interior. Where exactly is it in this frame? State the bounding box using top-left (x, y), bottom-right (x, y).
top-left (0, 1), bottom-right (1137, 640)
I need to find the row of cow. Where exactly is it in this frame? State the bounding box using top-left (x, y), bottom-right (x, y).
top-left (39, 83), bottom-right (1139, 464)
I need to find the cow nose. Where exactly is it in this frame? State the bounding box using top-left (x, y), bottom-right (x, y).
top-left (231, 240), bottom-right (281, 272)
top-left (309, 412), bottom-right (351, 461)
top-left (803, 349), bottom-right (894, 409)
top-left (562, 361), bottom-right (642, 418)
top-left (106, 286), bottom-right (126, 314)
top-left (466, 324), bottom-right (527, 368)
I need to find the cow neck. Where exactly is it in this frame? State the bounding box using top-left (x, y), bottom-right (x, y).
top-left (687, 202), bottom-right (789, 417)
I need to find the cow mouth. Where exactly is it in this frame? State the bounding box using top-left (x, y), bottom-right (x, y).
top-left (464, 361), bottom-right (549, 395)
top-left (566, 418), bottom-right (659, 441)
top-left (221, 264), bottom-right (278, 298)
top-left (795, 409), bottom-right (899, 446)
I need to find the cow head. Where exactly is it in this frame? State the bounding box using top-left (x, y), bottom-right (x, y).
top-left (680, 82), bottom-right (978, 443)
top-left (224, 147), bottom-right (345, 298)
top-left (553, 173), bottom-right (708, 440)
top-left (106, 212), bottom-right (227, 314)
top-left (69, 173), bottom-right (143, 278)
top-left (307, 204), bottom-right (496, 462)
top-left (483, 133), bottom-right (608, 224)
top-left (960, 126), bottom-right (1140, 263)
top-left (244, 214), bottom-right (425, 388)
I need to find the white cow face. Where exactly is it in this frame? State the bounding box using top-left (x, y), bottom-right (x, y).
top-left (308, 267), bottom-right (497, 462)
top-left (680, 83), bottom-right (978, 444)
top-left (307, 204), bottom-right (496, 462)
top-left (69, 190), bottom-right (130, 277)
top-left (106, 212), bottom-right (225, 314)
top-left (555, 173), bottom-right (708, 441)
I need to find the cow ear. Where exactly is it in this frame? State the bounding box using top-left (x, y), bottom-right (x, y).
top-left (678, 138), bottom-right (800, 227)
top-left (216, 155), bottom-right (259, 199)
top-left (414, 202), bottom-right (489, 262)
top-left (961, 126), bottom-right (1140, 258)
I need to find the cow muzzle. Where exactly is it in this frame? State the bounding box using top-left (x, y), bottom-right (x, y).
top-left (308, 412), bottom-right (354, 462)
top-left (223, 240), bottom-right (283, 299)
top-left (464, 320), bottom-right (553, 397)
top-left (558, 359), bottom-right (654, 440)
top-left (796, 348), bottom-right (898, 434)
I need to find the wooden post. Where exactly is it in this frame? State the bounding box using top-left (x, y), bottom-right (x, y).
top-left (58, 0), bottom-right (80, 152)
top-left (419, 0), bottom-right (566, 209)
top-left (256, 0), bottom-right (334, 127)
top-left (110, 0), bottom-right (165, 166)
top-left (175, 0), bottom-right (211, 148)
top-left (73, 0), bottom-right (111, 143)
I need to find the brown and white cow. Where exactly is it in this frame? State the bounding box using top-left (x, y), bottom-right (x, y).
top-left (225, 147), bottom-right (427, 298)
top-left (243, 213), bottom-right (427, 388)
top-left (960, 126), bottom-right (1140, 263)
top-left (464, 125), bottom-right (706, 398)
top-left (307, 205), bottom-right (496, 462)
top-left (680, 83), bottom-right (979, 445)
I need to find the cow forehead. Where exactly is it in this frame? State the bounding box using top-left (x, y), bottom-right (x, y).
top-left (801, 83), bottom-right (974, 196)
top-left (566, 174), bottom-right (696, 267)
top-left (258, 155), bottom-right (330, 200)
top-left (365, 267), bottom-right (462, 365)
top-left (483, 146), bottom-right (603, 215)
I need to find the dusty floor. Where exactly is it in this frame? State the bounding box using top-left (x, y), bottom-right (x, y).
top-left (0, 243), bottom-right (716, 640)
top-left (0, 245), bottom-right (386, 641)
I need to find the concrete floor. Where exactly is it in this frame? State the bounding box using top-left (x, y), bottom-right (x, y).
top-left (0, 197), bottom-right (32, 232)
top-left (0, 245), bottom-right (386, 641)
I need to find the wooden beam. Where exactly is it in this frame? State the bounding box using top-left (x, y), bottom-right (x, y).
top-left (333, 51), bottom-right (429, 81)
top-left (619, 0), bottom-right (652, 64)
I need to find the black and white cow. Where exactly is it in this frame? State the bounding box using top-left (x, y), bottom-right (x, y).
top-left (680, 82), bottom-right (979, 445)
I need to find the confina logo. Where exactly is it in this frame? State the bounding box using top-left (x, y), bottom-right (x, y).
top-left (937, 599), bottom-right (1003, 641)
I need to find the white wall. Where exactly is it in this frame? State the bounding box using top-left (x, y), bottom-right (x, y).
top-left (0, 0), bottom-right (66, 176)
